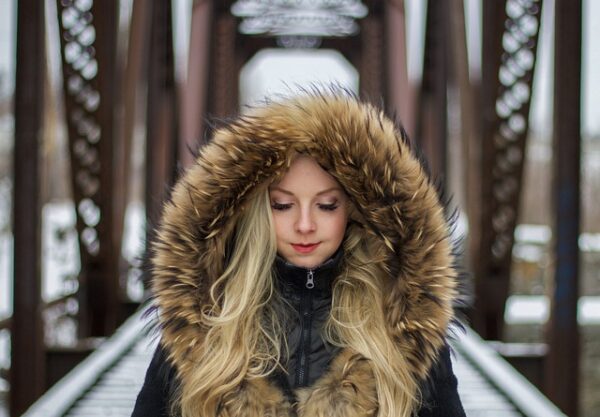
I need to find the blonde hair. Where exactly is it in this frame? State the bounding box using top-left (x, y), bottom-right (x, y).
top-left (177, 188), bottom-right (419, 417)
top-left (326, 222), bottom-right (420, 417)
top-left (177, 187), bottom-right (282, 417)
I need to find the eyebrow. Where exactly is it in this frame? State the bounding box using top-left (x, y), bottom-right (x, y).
top-left (270, 186), bottom-right (342, 196)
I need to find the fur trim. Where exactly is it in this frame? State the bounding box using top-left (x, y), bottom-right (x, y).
top-left (151, 90), bottom-right (458, 414)
top-left (218, 378), bottom-right (293, 417)
top-left (296, 350), bottom-right (378, 417)
top-left (213, 350), bottom-right (377, 417)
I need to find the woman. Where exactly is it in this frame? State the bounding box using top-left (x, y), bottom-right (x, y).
top-left (133, 91), bottom-right (466, 417)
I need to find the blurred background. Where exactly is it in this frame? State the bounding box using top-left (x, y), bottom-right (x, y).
top-left (0, 0), bottom-right (598, 416)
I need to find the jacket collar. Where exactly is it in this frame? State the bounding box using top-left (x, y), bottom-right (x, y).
top-left (274, 248), bottom-right (344, 294)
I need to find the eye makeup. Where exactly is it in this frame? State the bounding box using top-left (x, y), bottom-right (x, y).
top-left (271, 202), bottom-right (293, 211)
top-left (270, 199), bottom-right (340, 212)
top-left (317, 202), bottom-right (339, 211)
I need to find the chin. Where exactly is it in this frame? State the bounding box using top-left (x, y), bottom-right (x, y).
top-left (298, 260), bottom-right (321, 269)
top-left (296, 255), bottom-right (328, 269)
top-left (280, 254), bottom-right (315, 268)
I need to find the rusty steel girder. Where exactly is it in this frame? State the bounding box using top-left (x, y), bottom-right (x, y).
top-left (179, 0), bottom-right (214, 168)
top-left (384, 0), bottom-right (414, 137)
top-left (545, 1), bottom-right (582, 415)
top-left (417, 0), bottom-right (450, 181)
top-left (473, 0), bottom-right (543, 340)
top-left (358, 13), bottom-right (385, 102)
top-left (145, 1), bottom-right (178, 238)
top-left (55, 0), bottom-right (123, 337)
top-left (11, 1), bottom-right (46, 414)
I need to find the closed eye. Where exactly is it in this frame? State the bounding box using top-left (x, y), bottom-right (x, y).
top-left (271, 202), bottom-right (293, 211)
top-left (318, 203), bottom-right (339, 211)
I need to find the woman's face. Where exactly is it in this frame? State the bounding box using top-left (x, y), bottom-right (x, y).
top-left (269, 155), bottom-right (349, 269)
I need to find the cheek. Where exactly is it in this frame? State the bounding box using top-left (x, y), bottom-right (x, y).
top-left (271, 214), bottom-right (288, 240)
top-left (328, 211), bottom-right (348, 241)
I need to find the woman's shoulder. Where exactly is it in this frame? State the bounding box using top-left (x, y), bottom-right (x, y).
top-left (417, 344), bottom-right (466, 417)
top-left (131, 343), bottom-right (178, 417)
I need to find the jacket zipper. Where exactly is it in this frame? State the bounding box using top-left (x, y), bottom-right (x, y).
top-left (296, 269), bottom-right (314, 387)
top-left (305, 269), bottom-right (314, 289)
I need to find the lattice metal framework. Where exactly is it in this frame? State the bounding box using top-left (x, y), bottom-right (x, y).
top-left (231, 0), bottom-right (368, 37)
top-left (474, 0), bottom-right (543, 339)
top-left (56, 0), bottom-right (122, 337)
top-left (488, 0), bottom-right (542, 260)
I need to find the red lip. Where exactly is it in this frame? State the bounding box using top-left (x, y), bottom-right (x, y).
top-left (291, 243), bottom-right (320, 254)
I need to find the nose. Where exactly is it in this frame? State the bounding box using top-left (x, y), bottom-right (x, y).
top-left (295, 207), bottom-right (316, 233)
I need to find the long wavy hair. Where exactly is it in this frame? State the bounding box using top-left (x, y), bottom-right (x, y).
top-left (176, 184), bottom-right (420, 417)
top-left (327, 220), bottom-right (420, 417)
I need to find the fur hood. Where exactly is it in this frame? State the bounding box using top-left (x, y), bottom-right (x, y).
top-left (150, 91), bottom-right (459, 416)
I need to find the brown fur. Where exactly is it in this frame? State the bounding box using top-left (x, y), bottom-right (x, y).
top-left (296, 350), bottom-right (378, 417)
top-left (210, 350), bottom-right (377, 417)
top-left (151, 92), bottom-right (458, 415)
top-left (218, 378), bottom-right (293, 417)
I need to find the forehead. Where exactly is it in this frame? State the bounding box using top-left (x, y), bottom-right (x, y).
top-left (272, 155), bottom-right (341, 192)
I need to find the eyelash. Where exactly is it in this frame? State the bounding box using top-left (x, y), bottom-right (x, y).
top-left (318, 203), bottom-right (339, 211)
top-left (271, 202), bottom-right (292, 211)
top-left (270, 203), bottom-right (339, 211)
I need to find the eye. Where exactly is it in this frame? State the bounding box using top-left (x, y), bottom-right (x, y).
top-left (318, 203), bottom-right (339, 211)
top-left (271, 202), bottom-right (293, 211)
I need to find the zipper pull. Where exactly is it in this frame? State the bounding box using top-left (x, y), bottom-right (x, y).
top-left (306, 270), bottom-right (315, 289)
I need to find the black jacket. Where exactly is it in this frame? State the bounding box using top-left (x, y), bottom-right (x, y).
top-left (139, 92), bottom-right (466, 416)
top-left (133, 253), bottom-right (465, 416)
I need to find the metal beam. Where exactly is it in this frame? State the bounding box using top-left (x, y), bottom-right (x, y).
top-left (56, 0), bottom-right (122, 337)
top-left (86, 1), bottom-right (121, 336)
top-left (384, 0), bottom-right (415, 137)
top-left (448, 0), bottom-right (480, 304)
top-left (417, 0), bottom-right (450, 181)
top-left (119, 0), bottom-right (151, 243)
top-left (11, 0), bottom-right (46, 414)
top-left (145, 1), bottom-right (178, 234)
top-left (473, 0), bottom-right (507, 340)
top-left (179, 0), bottom-right (213, 168)
top-left (473, 0), bottom-right (543, 340)
top-left (208, 12), bottom-right (239, 117)
top-left (358, 12), bottom-right (384, 102)
top-left (545, 1), bottom-right (582, 415)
